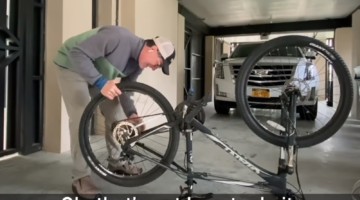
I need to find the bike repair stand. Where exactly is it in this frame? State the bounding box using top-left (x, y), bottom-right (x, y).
top-left (178, 87), bottom-right (300, 200)
top-left (178, 121), bottom-right (213, 200)
top-left (270, 86), bottom-right (301, 200)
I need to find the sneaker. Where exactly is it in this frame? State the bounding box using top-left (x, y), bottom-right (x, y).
top-left (72, 176), bottom-right (102, 200)
top-left (108, 158), bottom-right (143, 175)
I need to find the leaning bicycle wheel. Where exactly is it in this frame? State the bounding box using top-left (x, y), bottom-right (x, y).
top-left (79, 81), bottom-right (180, 187)
top-left (235, 35), bottom-right (353, 148)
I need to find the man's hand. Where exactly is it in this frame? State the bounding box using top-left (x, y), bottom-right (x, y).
top-left (101, 78), bottom-right (121, 100)
top-left (128, 113), bottom-right (145, 134)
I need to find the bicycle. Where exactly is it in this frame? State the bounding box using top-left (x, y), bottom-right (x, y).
top-left (79, 35), bottom-right (353, 200)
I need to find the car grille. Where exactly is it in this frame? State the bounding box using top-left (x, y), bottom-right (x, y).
top-left (232, 65), bottom-right (295, 87)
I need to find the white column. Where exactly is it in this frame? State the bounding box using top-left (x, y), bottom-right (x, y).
top-left (205, 36), bottom-right (215, 102)
top-left (44, 0), bottom-right (92, 153)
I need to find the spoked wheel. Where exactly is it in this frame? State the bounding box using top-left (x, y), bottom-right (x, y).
top-left (79, 82), bottom-right (180, 187)
top-left (235, 35), bottom-right (353, 148)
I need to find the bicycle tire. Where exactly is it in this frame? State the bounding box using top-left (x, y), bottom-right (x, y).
top-left (235, 35), bottom-right (353, 148)
top-left (79, 81), bottom-right (180, 187)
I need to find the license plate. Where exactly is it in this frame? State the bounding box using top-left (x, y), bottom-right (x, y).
top-left (252, 88), bottom-right (270, 98)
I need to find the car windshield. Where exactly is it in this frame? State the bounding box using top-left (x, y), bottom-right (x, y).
top-left (230, 43), bottom-right (303, 58)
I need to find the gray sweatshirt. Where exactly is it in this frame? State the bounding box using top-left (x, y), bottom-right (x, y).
top-left (54, 25), bottom-right (145, 117)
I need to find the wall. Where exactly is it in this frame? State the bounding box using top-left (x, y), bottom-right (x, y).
top-left (335, 28), bottom-right (352, 116)
top-left (97, 0), bottom-right (117, 26)
top-left (335, 28), bottom-right (353, 73)
top-left (133, 0), bottom-right (183, 107)
top-left (120, 0), bottom-right (135, 33)
top-left (177, 15), bottom-right (185, 104)
top-left (223, 42), bottom-right (231, 56)
top-left (333, 9), bottom-right (360, 119)
top-left (352, 9), bottom-right (360, 69)
top-left (351, 9), bottom-right (360, 119)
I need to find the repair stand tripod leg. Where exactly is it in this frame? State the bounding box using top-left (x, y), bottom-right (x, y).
top-left (178, 126), bottom-right (213, 200)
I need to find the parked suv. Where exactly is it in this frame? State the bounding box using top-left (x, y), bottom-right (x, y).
top-left (214, 42), bottom-right (319, 120)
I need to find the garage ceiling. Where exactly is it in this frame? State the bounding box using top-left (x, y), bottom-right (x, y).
top-left (178, 0), bottom-right (360, 27)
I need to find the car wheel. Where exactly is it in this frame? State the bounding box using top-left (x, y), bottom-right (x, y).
top-left (299, 100), bottom-right (318, 121)
top-left (214, 99), bottom-right (230, 114)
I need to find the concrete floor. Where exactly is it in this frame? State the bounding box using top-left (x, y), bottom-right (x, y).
top-left (0, 102), bottom-right (360, 196)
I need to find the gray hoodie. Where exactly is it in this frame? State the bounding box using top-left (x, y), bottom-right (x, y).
top-left (54, 25), bottom-right (145, 117)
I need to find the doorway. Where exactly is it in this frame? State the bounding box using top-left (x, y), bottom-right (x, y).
top-left (0, 0), bottom-right (45, 157)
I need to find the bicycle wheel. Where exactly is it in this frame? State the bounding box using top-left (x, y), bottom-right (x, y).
top-left (79, 81), bottom-right (180, 187)
top-left (235, 35), bottom-right (353, 148)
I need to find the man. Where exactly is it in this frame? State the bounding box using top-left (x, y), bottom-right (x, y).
top-left (53, 25), bottom-right (176, 199)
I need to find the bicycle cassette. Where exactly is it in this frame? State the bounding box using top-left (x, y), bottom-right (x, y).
top-left (112, 121), bottom-right (139, 145)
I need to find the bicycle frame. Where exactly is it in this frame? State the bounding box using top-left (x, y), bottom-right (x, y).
top-left (122, 89), bottom-right (301, 199)
top-left (124, 120), bottom-right (295, 198)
